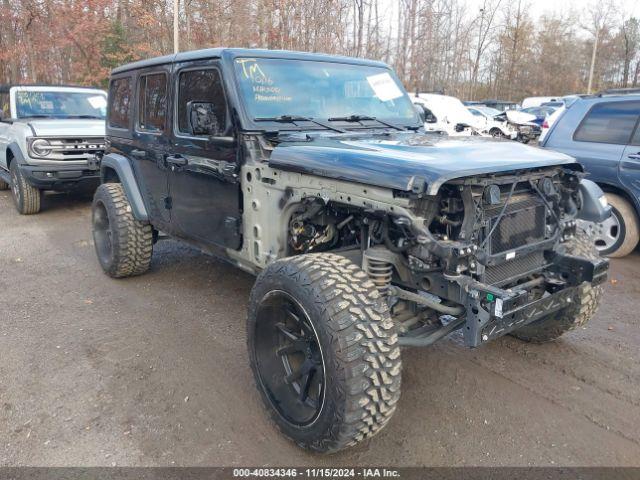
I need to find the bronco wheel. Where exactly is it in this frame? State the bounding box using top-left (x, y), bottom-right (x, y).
top-left (10, 162), bottom-right (41, 214)
top-left (92, 183), bottom-right (153, 278)
top-left (247, 253), bottom-right (401, 452)
top-left (511, 232), bottom-right (603, 343)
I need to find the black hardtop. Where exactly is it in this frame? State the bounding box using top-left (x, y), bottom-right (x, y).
top-left (110, 47), bottom-right (390, 75)
top-left (0, 84), bottom-right (103, 94)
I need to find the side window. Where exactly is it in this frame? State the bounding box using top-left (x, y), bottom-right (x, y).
top-left (138, 73), bottom-right (168, 132)
top-left (632, 122), bottom-right (640, 146)
top-left (108, 77), bottom-right (132, 129)
top-left (574, 101), bottom-right (640, 145)
top-left (177, 68), bottom-right (227, 136)
top-left (0, 92), bottom-right (10, 118)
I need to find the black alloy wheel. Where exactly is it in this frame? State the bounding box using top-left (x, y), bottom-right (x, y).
top-left (253, 290), bottom-right (325, 427)
top-left (92, 198), bottom-right (113, 267)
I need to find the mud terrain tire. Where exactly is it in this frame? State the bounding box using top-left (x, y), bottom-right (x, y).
top-left (92, 183), bottom-right (153, 278)
top-left (247, 253), bottom-right (401, 453)
top-left (511, 233), bottom-right (603, 343)
top-left (10, 162), bottom-right (41, 214)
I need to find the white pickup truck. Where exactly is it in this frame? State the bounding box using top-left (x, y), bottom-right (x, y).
top-left (0, 85), bottom-right (107, 214)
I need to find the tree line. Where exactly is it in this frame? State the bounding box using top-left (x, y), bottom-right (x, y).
top-left (0, 0), bottom-right (638, 101)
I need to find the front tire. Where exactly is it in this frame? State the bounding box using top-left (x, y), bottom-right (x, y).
top-left (10, 162), bottom-right (41, 214)
top-left (92, 183), bottom-right (153, 278)
top-left (585, 193), bottom-right (639, 258)
top-left (247, 253), bottom-right (401, 453)
top-left (511, 233), bottom-right (603, 343)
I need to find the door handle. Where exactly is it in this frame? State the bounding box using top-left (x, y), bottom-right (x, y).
top-left (166, 155), bottom-right (188, 166)
top-left (628, 153), bottom-right (640, 160)
top-left (131, 149), bottom-right (146, 159)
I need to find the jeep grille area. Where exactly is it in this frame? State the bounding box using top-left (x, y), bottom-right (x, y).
top-left (481, 188), bottom-right (549, 285)
top-left (485, 193), bottom-right (546, 254)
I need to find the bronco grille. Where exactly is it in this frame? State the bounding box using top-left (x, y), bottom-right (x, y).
top-left (31, 137), bottom-right (105, 161)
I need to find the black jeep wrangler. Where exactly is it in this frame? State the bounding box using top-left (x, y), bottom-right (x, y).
top-left (93, 48), bottom-right (610, 453)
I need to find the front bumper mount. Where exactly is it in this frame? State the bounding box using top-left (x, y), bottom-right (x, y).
top-left (456, 251), bottom-right (608, 347)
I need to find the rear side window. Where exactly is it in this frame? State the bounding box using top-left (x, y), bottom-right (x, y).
top-left (108, 77), bottom-right (132, 129)
top-left (176, 68), bottom-right (227, 136)
top-left (574, 101), bottom-right (640, 145)
top-left (138, 73), bottom-right (167, 132)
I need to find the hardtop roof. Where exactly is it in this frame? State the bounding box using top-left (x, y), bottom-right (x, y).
top-left (0, 84), bottom-right (104, 94)
top-left (111, 47), bottom-right (390, 75)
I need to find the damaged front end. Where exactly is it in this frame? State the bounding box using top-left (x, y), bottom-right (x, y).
top-left (395, 167), bottom-right (609, 347)
top-left (284, 164), bottom-right (609, 348)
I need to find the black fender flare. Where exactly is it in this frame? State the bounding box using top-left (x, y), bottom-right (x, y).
top-left (100, 153), bottom-right (149, 221)
top-left (6, 142), bottom-right (27, 167)
top-left (577, 179), bottom-right (612, 223)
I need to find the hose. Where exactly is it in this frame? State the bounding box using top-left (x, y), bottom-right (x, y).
top-left (398, 316), bottom-right (466, 347)
top-left (388, 286), bottom-right (465, 316)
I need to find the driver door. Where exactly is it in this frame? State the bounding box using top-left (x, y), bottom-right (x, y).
top-left (168, 62), bottom-right (242, 249)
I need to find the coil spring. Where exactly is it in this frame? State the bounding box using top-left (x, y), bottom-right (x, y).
top-left (365, 258), bottom-right (393, 296)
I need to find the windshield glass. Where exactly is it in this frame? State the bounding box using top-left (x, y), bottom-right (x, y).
top-left (15, 90), bottom-right (107, 119)
top-left (233, 58), bottom-right (418, 126)
top-left (476, 106), bottom-right (501, 116)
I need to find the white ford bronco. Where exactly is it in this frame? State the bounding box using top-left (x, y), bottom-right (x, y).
top-left (0, 85), bottom-right (107, 214)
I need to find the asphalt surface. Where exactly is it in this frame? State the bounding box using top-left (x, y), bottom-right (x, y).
top-left (1, 190), bottom-right (639, 467)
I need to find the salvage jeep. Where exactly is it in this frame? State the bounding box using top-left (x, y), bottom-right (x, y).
top-left (0, 85), bottom-right (107, 214)
top-left (93, 49), bottom-right (610, 453)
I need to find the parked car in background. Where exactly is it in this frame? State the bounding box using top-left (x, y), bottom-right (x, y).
top-left (521, 96), bottom-right (562, 109)
top-left (0, 85), bottom-right (106, 214)
top-left (466, 105), bottom-right (518, 139)
top-left (520, 105), bottom-right (558, 127)
top-left (541, 93), bottom-right (640, 257)
top-left (413, 93), bottom-right (483, 136)
top-left (497, 109), bottom-right (541, 143)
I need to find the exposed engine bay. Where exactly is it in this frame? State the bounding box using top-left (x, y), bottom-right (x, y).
top-left (286, 166), bottom-right (609, 347)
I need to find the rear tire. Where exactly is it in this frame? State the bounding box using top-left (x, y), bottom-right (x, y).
top-left (92, 183), bottom-right (153, 278)
top-left (247, 253), bottom-right (401, 452)
top-left (511, 233), bottom-right (603, 343)
top-left (10, 162), bottom-right (41, 214)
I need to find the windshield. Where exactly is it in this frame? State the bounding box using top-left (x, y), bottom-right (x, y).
top-left (476, 106), bottom-right (501, 116)
top-left (233, 58), bottom-right (418, 127)
top-left (15, 90), bottom-right (107, 119)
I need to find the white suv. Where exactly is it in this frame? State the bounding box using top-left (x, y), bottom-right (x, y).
top-left (0, 85), bottom-right (106, 214)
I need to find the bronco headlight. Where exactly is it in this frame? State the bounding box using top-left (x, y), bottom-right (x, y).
top-left (30, 138), bottom-right (52, 157)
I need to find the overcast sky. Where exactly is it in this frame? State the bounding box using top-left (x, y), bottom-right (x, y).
top-left (380, 0), bottom-right (640, 31)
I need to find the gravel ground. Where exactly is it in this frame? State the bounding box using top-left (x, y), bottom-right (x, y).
top-left (1, 190), bottom-right (639, 467)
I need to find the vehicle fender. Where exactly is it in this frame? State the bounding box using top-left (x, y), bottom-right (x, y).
top-left (577, 179), bottom-right (612, 223)
top-left (100, 153), bottom-right (149, 222)
top-left (6, 141), bottom-right (27, 166)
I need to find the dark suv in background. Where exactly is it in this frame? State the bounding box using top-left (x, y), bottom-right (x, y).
top-left (541, 94), bottom-right (640, 257)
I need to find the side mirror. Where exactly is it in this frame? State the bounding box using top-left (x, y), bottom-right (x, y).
top-left (187, 101), bottom-right (221, 136)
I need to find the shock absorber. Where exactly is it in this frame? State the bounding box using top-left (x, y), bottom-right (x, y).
top-left (363, 249), bottom-right (393, 296)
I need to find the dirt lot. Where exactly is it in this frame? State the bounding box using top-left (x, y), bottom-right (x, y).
top-left (1, 190), bottom-right (639, 467)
